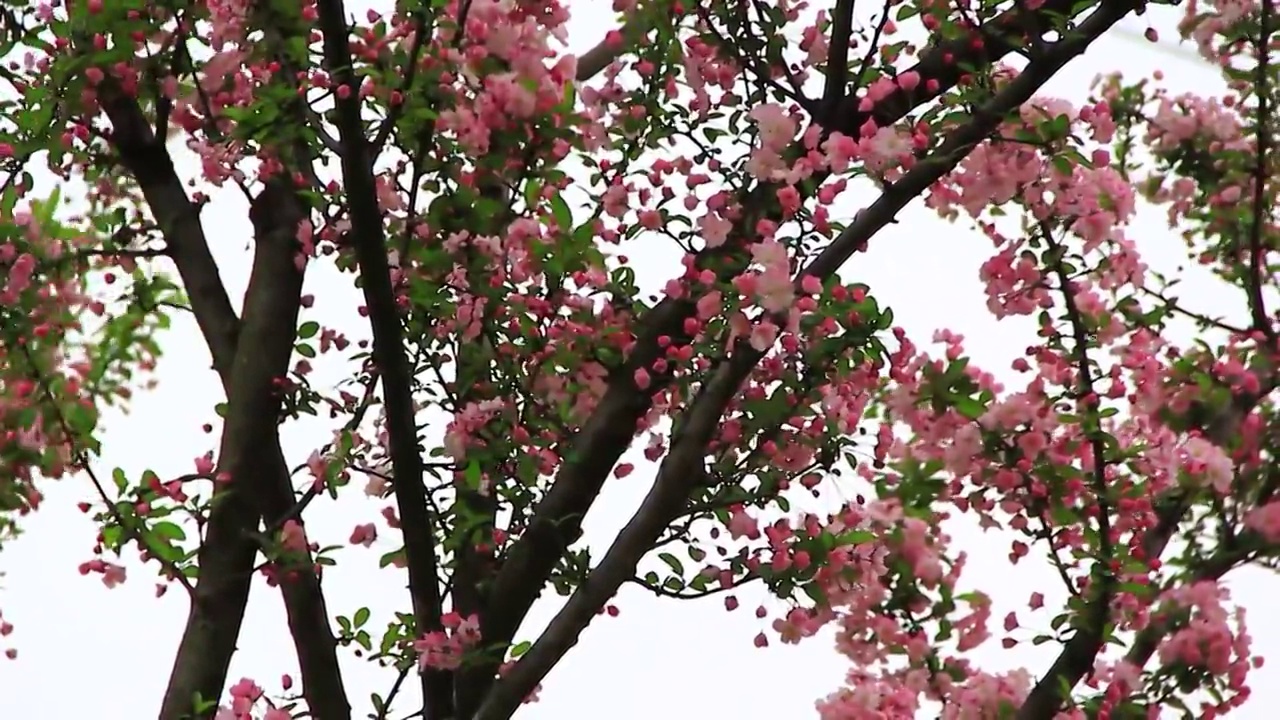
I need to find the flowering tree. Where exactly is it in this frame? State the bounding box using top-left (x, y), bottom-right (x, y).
top-left (0, 0), bottom-right (1274, 717)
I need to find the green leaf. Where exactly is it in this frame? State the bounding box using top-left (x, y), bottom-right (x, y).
top-left (66, 402), bottom-right (98, 437)
top-left (801, 582), bottom-right (828, 605)
top-left (834, 530), bottom-right (874, 547)
top-left (353, 606), bottom-right (370, 627)
top-left (297, 321), bottom-right (320, 339)
top-left (950, 394), bottom-right (986, 420)
top-left (658, 552), bottom-right (684, 575)
top-left (464, 460), bottom-right (482, 489)
top-left (152, 521), bottom-right (186, 541)
top-left (32, 186), bottom-right (60, 226)
top-left (549, 192), bottom-right (572, 229)
top-left (101, 524), bottom-right (123, 551)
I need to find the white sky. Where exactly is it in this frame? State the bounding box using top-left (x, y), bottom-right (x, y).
top-left (2, 3), bottom-right (1277, 719)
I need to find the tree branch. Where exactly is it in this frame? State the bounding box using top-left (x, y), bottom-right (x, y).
top-left (474, 5), bottom-right (1140, 714)
top-left (1123, 460), bottom-right (1280, 676)
top-left (314, 2), bottom-right (450, 716)
top-left (1016, 385), bottom-right (1276, 718)
top-left (97, 57), bottom-right (350, 720)
top-left (156, 176), bottom-right (312, 719)
top-left (97, 87), bottom-right (238, 374)
top-left (807, 5), bottom-right (1138, 276)
top-left (449, 338), bottom-right (500, 717)
top-left (820, 0), bottom-right (1099, 133)
top-left (476, 2), bottom-right (1131, 705)
top-left (821, 0), bottom-right (856, 105)
top-left (1246, 0), bottom-right (1275, 340)
top-left (574, 11), bottom-right (658, 83)
top-left (1016, 222), bottom-right (1280, 718)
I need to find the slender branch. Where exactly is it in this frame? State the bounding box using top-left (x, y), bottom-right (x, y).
top-left (1122, 471), bottom-right (1280, 674)
top-left (625, 572), bottom-right (759, 599)
top-left (97, 85), bottom-right (239, 374)
top-left (843, 3), bottom-right (891, 127)
top-left (314, 2), bottom-right (450, 717)
top-left (19, 344), bottom-right (196, 597)
top-left (695, 2), bottom-right (815, 111)
top-left (824, 0), bottom-right (1091, 136)
top-left (803, 2), bottom-right (1140, 280)
top-left (376, 662), bottom-right (416, 720)
top-left (1137, 286), bottom-right (1250, 335)
top-left (369, 9), bottom-right (432, 155)
top-left (449, 268), bottom-right (507, 715)
top-left (1028, 222), bottom-right (1120, 713)
top-left (1072, 471), bottom-right (1276, 709)
top-left (1246, 0), bottom-right (1275, 340)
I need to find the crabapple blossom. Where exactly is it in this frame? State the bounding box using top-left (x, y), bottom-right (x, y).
top-left (1, 1), bottom-right (1278, 719)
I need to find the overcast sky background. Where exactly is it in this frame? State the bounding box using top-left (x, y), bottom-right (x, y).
top-left (2, 3), bottom-right (1276, 719)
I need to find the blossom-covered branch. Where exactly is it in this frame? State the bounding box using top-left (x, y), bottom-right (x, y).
top-left (8, 2), bottom-right (1280, 720)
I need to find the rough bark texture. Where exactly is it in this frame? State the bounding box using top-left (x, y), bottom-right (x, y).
top-left (99, 84), bottom-right (349, 720)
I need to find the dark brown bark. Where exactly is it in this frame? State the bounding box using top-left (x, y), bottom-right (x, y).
top-left (98, 88), bottom-right (350, 719)
top-left (315, 2), bottom-right (451, 716)
top-left (153, 174), bottom-right (311, 718)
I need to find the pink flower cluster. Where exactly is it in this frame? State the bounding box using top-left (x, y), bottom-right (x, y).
top-left (415, 611), bottom-right (482, 671)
